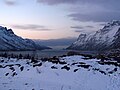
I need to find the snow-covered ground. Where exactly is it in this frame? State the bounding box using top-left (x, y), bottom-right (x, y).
top-left (0, 55), bottom-right (120, 90)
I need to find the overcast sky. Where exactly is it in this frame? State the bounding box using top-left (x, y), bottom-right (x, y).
top-left (0, 0), bottom-right (120, 39)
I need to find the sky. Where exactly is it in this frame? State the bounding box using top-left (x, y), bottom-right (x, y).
top-left (1, 0), bottom-right (120, 40)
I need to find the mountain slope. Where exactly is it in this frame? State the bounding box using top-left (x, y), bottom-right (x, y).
top-left (0, 26), bottom-right (50, 51)
top-left (68, 20), bottom-right (120, 51)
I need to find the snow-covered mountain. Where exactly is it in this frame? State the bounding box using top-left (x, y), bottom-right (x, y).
top-left (0, 26), bottom-right (50, 51)
top-left (68, 20), bottom-right (120, 51)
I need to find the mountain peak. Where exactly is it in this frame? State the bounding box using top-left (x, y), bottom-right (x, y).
top-left (110, 20), bottom-right (120, 25)
top-left (77, 33), bottom-right (86, 41)
top-left (7, 29), bottom-right (14, 34)
top-left (103, 20), bottom-right (120, 29)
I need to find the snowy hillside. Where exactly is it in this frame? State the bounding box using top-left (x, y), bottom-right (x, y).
top-left (0, 26), bottom-right (50, 50)
top-left (0, 55), bottom-right (120, 90)
top-left (68, 20), bottom-right (120, 51)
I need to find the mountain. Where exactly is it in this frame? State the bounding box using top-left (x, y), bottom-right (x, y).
top-left (68, 20), bottom-right (120, 51)
top-left (0, 26), bottom-right (51, 51)
top-left (33, 38), bottom-right (77, 49)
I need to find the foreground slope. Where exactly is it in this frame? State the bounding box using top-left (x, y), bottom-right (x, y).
top-left (0, 26), bottom-right (50, 50)
top-left (0, 55), bottom-right (120, 90)
top-left (68, 20), bottom-right (120, 51)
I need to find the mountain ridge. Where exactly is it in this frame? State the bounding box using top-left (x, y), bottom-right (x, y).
top-left (0, 26), bottom-right (51, 51)
top-left (68, 20), bottom-right (120, 51)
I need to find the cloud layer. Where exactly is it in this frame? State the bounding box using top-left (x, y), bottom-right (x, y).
top-left (12, 24), bottom-right (51, 31)
top-left (68, 11), bottom-right (120, 22)
top-left (4, 0), bottom-right (17, 6)
top-left (4, 0), bottom-right (120, 22)
top-left (37, 0), bottom-right (120, 22)
top-left (37, 0), bottom-right (79, 5)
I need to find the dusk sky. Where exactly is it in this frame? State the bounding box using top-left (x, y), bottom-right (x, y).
top-left (1, 0), bottom-right (120, 39)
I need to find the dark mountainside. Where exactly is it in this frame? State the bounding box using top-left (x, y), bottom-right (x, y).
top-left (0, 26), bottom-right (51, 51)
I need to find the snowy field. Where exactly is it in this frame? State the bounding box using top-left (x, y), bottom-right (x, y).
top-left (0, 55), bottom-right (120, 90)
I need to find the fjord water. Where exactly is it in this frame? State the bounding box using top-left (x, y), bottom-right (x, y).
top-left (0, 49), bottom-right (70, 59)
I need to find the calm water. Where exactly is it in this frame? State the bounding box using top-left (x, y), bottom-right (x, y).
top-left (0, 49), bottom-right (71, 59)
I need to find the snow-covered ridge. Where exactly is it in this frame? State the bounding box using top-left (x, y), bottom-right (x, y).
top-left (0, 26), bottom-right (50, 50)
top-left (68, 20), bottom-right (120, 51)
